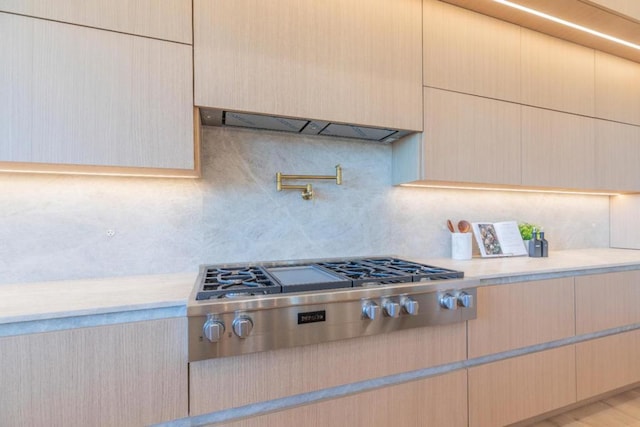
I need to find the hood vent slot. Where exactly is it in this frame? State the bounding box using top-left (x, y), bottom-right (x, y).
top-left (199, 109), bottom-right (413, 143)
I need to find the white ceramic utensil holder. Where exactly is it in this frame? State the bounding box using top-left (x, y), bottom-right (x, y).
top-left (451, 233), bottom-right (472, 260)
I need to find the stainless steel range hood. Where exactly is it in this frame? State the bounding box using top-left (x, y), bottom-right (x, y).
top-left (199, 109), bottom-right (414, 143)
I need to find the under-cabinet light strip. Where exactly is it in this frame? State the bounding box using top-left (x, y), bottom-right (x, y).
top-left (493, 0), bottom-right (640, 51)
top-left (400, 183), bottom-right (620, 196)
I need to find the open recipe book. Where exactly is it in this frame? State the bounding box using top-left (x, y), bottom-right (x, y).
top-left (471, 221), bottom-right (528, 258)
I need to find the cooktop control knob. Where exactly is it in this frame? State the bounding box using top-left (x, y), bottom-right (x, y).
top-left (402, 297), bottom-right (419, 315)
top-left (383, 300), bottom-right (400, 318)
top-left (457, 291), bottom-right (474, 308)
top-left (440, 293), bottom-right (458, 310)
top-left (232, 316), bottom-right (253, 339)
top-left (362, 301), bottom-right (380, 320)
top-left (203, 318), bottom-right (225, 343)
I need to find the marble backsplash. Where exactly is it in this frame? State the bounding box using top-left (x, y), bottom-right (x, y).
top-left (0, 127), bottom-right (610, 285)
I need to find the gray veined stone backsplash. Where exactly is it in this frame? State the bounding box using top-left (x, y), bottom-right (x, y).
top-left (0, 126), bottom-right (609, 285)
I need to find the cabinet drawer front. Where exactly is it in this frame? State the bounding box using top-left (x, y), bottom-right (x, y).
top-left (0, 318), bottom-right (188, 427)
top-left (469, 346), bottom-right (577, 427)
top-left (576, 329), bottom-right (640, 400)
top-left (190, 323), bottom-right (466, 415)
top-left (218, 370), bottom-right (468, 427)
top-left (468, 278), bottom-right (575, 358)
top-left (576, 270), bottom-right (640, 334)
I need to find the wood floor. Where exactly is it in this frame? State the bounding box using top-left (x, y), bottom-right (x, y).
top-left (529, 387), bottom-right (640, 426)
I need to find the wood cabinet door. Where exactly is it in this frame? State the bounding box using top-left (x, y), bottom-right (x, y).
top-left (575, 270), bottom-right (640, 334)
top-left (521, 106), bottom-right (596, 189)
top-left (0, 14), bottom-right (195, 174)
top-left (468, 346), bottom-right (577, 427)
top-left (521, 28), bottom-right (595, 117)
top-left (422, 87), bottom-right (521, 186)
top-left (193, 0), bottom-right (422, 131)
top-left (468, 278), bottom-right (575, 358)
top-left (595, 51), bottom-right (640, 126)
top-left (423, 0), bottom-right (520, 102)
top-left (576, 329), bottom-right (640, 400)
top-left (588, 0), bottom-right (640, 21)
top-left (594, 119), bottom-right (640, 192)
top-left (0, 0), bottom-right (192, 43)
top-left (0, 318), bottom-right (188, 427)
top-left (218, 370), bottom-right (468, 427)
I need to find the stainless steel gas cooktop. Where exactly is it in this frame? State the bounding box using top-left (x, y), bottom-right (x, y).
top-left (188, 256), bottom-right (475, 361)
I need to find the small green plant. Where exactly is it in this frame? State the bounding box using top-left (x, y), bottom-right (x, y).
top-left (518, 223), bottom-right (539, 241)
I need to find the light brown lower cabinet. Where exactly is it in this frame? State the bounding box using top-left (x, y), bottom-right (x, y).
top-left (468, 278), bottom-right (575, 358)
top-left (468, 346), bottom-right (576, 427)
top-left (0, 318), bottom-right (188, 427)
top-left (217, 370), bottom-right (468, 427)
top-left (190, 323), bottom-right (466, 415)
top-left (576, 329), bottom-right (640, 401)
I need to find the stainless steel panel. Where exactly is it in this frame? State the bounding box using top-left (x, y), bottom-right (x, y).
top-left (224, 112), bottom-right (309, 132)
top-left (319, 123), bottom-right (397, 141)
top-left (188, 287), bottom-right (477, 361)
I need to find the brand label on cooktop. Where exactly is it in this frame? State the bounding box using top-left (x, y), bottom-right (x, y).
top-left (297, 310), bottom-right (326, 325)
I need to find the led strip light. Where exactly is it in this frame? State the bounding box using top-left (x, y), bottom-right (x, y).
top-left (493, 0), bottom-right (640, 51)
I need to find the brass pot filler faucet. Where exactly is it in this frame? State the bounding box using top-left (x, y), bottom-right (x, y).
top-left (276, 165), bottom-right (342, 200)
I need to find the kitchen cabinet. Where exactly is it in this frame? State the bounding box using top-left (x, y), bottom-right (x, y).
top-left (611, 196), bottom-right (640, 249)
top-left (521, 106), bottom-right (596, 189)
top-left (0, 13), bottom-right (197, 177)
top-left (392, 87), bottom-right (521, 186)
top-left (595, 51), bottom-right (640, 126)
top-left (575, 270), bottom-right (640, 334)
top-left (521, 28), bottom-right (595, 117)
top-left (576, 329), bottom-right (640, 400)
top-left (595, 120), bottom-right (640, 192)
top-left (189, 322), bottom-right (466, 415)
top-left (193, 0), bottom-right (422, 132)
top-left (423, 0), bottom-right (521, 102)
top-left (468, 277), bottom-right (575, 358)
top-left (216, 370), bottom-right (468, 427)
top-left (588, 0), bottom-right (640, 21)
top-left (0, 0), bottom-right (192, 43)
top-left (0, 318), bottom-right (188, 427)
top-left (440, 0), bottom-right (640, 64)
top-left (468, 346), bottom-right (577, 427)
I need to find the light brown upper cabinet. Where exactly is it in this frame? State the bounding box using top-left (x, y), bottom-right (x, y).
top-left (0, 0), bottom-right (192, 43)
top-left (0, 13), bottom-right (196, 176)
top-left (587, 0), bottom-right (640, 21)
top-left (423, 0), bottom-right (521, 102)
top-left (521, 107), bottom-right (596, 190)
top-left (392, 88), bottom-right (521, 186)
top-left (521, 29), bottom-right (595, 117)
top-left (594, 120), bottom-right (640, 192)
top-left (595, 51), bottom-right (640, 126)
top-left (193, 0), bottom-right (422, 132)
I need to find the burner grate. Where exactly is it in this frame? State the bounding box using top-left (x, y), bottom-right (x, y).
top-left (197, 266), bottom-right (280, 300)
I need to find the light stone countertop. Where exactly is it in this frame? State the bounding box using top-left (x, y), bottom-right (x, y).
top-left (0, 272), bottom-right (197, 326)
top-left (3, 248), bottom-right (640, 336)
top-left (418, 247), bottom-right (640, 282)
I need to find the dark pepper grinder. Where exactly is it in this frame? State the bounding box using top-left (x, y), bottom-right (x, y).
top-left (540, 231), bottom-right (548, 257)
